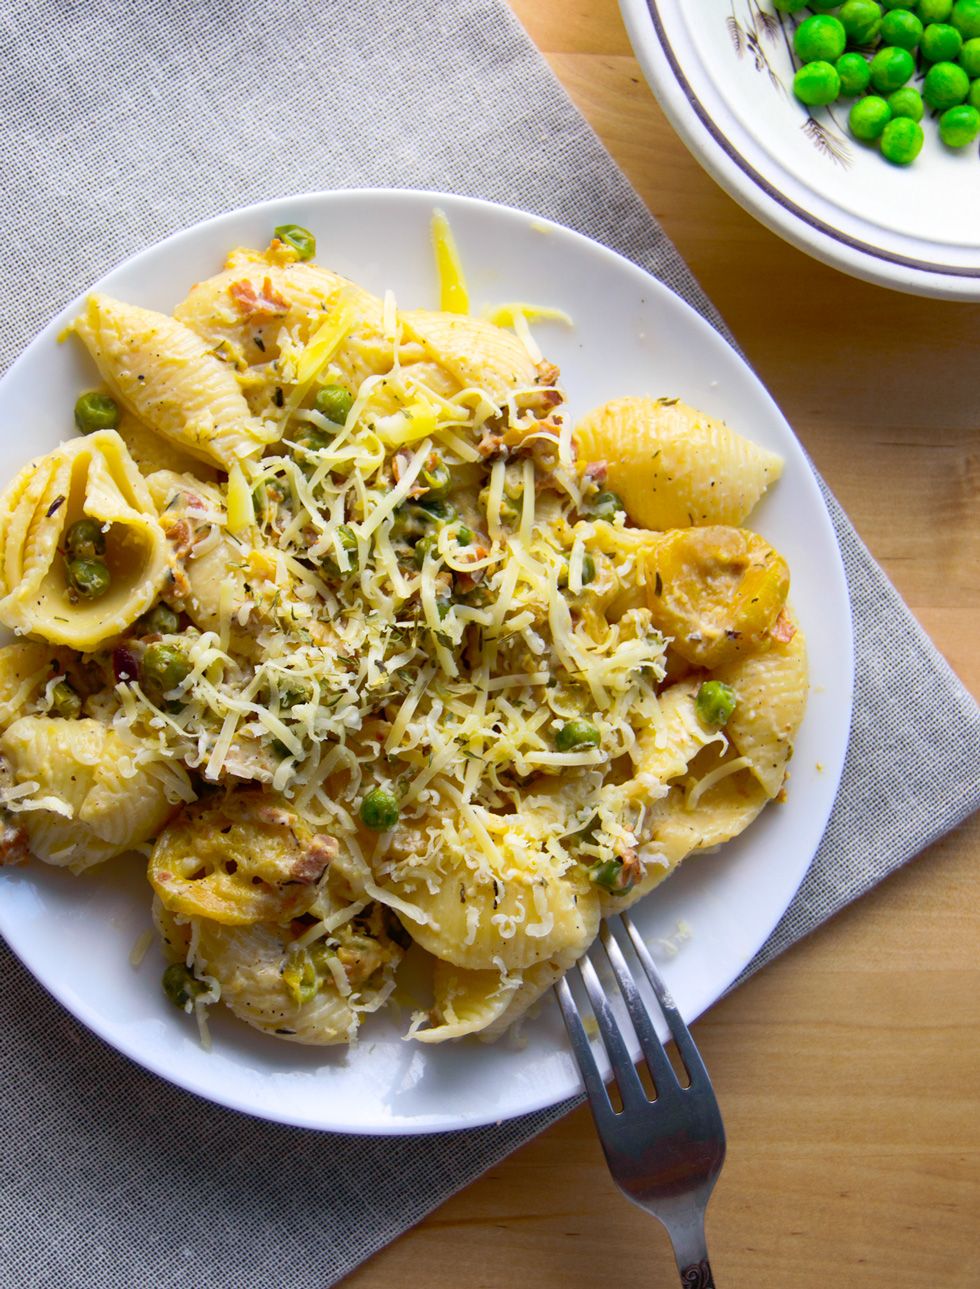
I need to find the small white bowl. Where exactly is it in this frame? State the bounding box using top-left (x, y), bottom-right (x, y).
top-left (620, 0), bottom-right (980, 300)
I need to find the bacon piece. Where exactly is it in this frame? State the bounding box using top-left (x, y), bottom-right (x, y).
top-left (289, 834), bottom-right (339, 885)
top-left (0, 821), bottom-right (29, 867)
top-left (454, 543), bottom-right (490, 593)
top-left (162, 517), bottom-right (193, 559)
top-left (392, 450), bottom-right (429, 498)
top-left (584, 460), bottom-right (608, 485)
top-left (229, 276), bottom-right (290, 318)
top-left (618, 847), bottom-right (643, 892)
top-left (476, 431), bottom-right (506, 460)
top-left (535, 360), bottom-right (561, 388)
top-left (771, 609), bottom-right (797, 644)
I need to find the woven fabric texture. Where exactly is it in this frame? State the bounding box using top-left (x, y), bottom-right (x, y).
top-left (1, 2), bottom-right (977, 1286)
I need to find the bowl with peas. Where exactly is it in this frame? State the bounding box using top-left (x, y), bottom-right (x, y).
top-left (619, 0), bottom-right (980, 298)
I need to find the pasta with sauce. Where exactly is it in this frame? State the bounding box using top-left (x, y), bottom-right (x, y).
top-left (0, 215), bottom-right (807, 1046)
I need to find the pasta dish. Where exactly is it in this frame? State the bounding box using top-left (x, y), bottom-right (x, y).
top-left (0, 215), bottom-right (806, 1047)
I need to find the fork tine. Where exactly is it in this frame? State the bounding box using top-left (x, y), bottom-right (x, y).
top-left (598, 920), bottom-right (678, 1095)
top-left (577, 953), bottom-right (649, 1110)
top-left (554, 976), bottom-right (615, 1117)
top-left (621, 912), bottom-right (708, 1084)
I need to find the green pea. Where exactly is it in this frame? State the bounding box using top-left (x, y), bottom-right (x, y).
top-left (589, 858), bottom-right (635, 896)
top-left (139, 602), bottom-right (180, 635)
top-left (420, 455), bottom-right (452, 500)
top-left (917, 0), bottom-right (953, 21)
top-left (836, 52), bottom-right (872, 95)
top-left (580, 552), bottom-right (596, 586)
top-left (870, 45), bottom-right (916, 90)
top-left (958, 34), bottom-right (980, 71)
top-left (921, 20), bottom-right (964, 57)
top-left (880, 114), bottom-right (925, 161)
top-left (65, 517), bottom-right (106, 562)
top-left (887, 85), bottom-right (925, 117)
top-left (794, 15), bottom-right (848, 61)
top-left (808, 0), bottom-right (843, 9)
top-left (969, 77), bottom-right (980, 106)
top-left (307, 941), bottom-right (337, 975)
top-left (589, 490), bottom-right (626, 522)
top-left (278, 678), bottom-right (312, 709)
top-left (951, 0), bottom-right (980, 39)
top-left (456, 525), bottom-right (473, 546)
top-left (939, 101), bottom-right (980, 140)
top-left (923, 58), bottom-right (970, 103)
top-left (772, 0), bottom-right (808, 9)
top-left (418, 496), bottom-right (457, 522)
top-left (391, 504), bottom-right (429, 543)
top-left (360, 787), bottom-right (400, 831)
top-left (50, 679), bottom-right (81, 719)
top-left (695, 680), bottom-right (738, 729)
top-left (282, 949), bottom-right (319, 1006)
top-left (881, 0), bottom-right (915, 8)
top-left (313, 384), bottom-right (353, 424)
top-left (273, 223), bottom-right (316, 261)
top-left (413, 532), bottom-right (437, 569)
top-left (162, 962), bottom-right (207, 1009)
top-left (881, 7), bottom-right (924, 42)
top-left (555, 719), bottom-right (601, 752)
top-left (839, 0), bottom-right (883, 43)
top-left (73, 392), bottom-right (120, 434)
top-left (849, 94), bottom-right (893, 137)
top-left (295, 426), bottom-right (331, 455)
top-left (66, 558), bottom-right (110, 600)
top-left (142, 642), bottom-right (192, 695)
top-left (794, 61), bottom-right (842, 105)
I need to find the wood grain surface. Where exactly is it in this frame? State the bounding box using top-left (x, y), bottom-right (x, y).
top-left (345, 2), bottom-right (980, 1284)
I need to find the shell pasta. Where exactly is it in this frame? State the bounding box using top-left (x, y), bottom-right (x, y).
top-left (0, 216), bottom-right (807, 1047)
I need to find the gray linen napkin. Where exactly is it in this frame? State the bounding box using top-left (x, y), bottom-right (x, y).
top-left (1, 2), bottom-right (977, 1286)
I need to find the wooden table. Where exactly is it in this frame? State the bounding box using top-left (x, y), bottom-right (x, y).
top-left (348, 3), bottom-right (980, 1284)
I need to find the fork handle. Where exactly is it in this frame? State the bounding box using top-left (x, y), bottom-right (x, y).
top-left (678, 1260), bottom-right (715, 1287)
top-left (669, 1215), bottom-right (716, 1286)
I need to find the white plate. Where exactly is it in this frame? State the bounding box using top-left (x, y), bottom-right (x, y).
top-left (0, 190), bottom-right (853, 1134)
top-left (620, 0), bottom-right (980, 300)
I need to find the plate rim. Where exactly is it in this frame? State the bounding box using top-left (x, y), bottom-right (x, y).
top-left (619, 0), bottom-right (980, 301)
top-left (0, 187), bottom-right (854, 1133)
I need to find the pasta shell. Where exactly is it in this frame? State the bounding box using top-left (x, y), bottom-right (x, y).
top-left (0, 641), bottom-right (76, 727)
top-left (175, 256), bottom-right (391, 420)
top-left (74, 294), bottom-right (276, 467)
top-left (715, 613), bottom-right (808, 797)
top-left (400, 310), bottom-right (539, 407)
top-left (599, 743), bottom-right (768, 916)
top-left (0, 716), bottom-right (190, 872)
top-left (642, 526), bottom-right (790, 669)
top-left (413, 949), bottom-right (580, 1044)
top-left (148, 792), bottom-right (337, 925)
top-left (375, 819), bottom-right (600, 973)
top-left (574, 397), bottom-right (783, 529)
top-left (0, 430), bottom-right (172, 650)
top-left (115, 409), bottom-right (218, 481)
top-left (192, 920), bottom-right (358, 1045)
top-left (189, 902), bottom-right (403, 1045)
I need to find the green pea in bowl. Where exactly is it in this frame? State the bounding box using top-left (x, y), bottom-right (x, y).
top-left (619, 0), bottom-right (980, 299)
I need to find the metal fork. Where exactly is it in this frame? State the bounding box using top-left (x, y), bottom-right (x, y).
top-left (555, 913), bottom-right (725, 1287)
